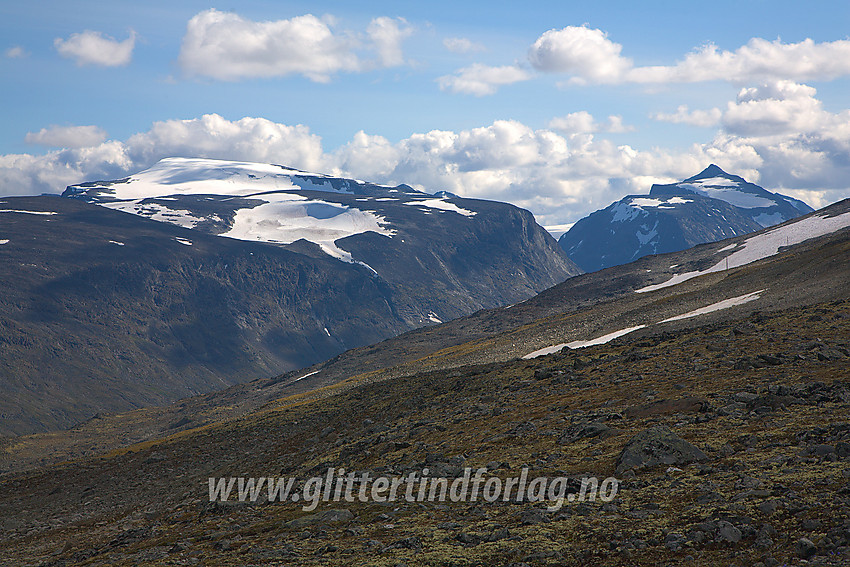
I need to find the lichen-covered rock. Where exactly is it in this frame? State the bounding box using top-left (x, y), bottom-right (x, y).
top-left (615, 425), bottom-right (707, 475)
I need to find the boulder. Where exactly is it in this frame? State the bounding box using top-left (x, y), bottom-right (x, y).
top-left (615, 425), bottom-right (707, 475)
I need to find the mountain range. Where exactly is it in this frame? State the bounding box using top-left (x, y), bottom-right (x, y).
top-left (1, 192), bottom-right (848, 566)
top-left (559, 164), bottom-right (813, 272)
top-left (0, 158), bottom-right (578, 435)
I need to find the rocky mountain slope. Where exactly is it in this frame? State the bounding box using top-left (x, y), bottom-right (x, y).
top-left (4, 198), bottom-right (848, 476)
top-left (559, 165), bottom-right (813, 272)
top-left (0, 162), bottom-right (578, 435)
top-left (1, 230), bottom-right (848, 566)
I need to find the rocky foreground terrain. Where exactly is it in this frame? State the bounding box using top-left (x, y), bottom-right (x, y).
top-left (1, 298), bottom-right (848, 566)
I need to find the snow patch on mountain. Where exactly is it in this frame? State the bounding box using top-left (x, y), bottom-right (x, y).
top-left (0, 210), bottom-right (58, 215)
top-left (221, 197), bottom-right (394, 263)
top-left (523, 288), bottom-right (767, 359)
top-left (80, 158), bottom-right (348, 200)
top-left (630, 196), bottom-right (693, 208)
top-left (102, 200), bottom-right (203, 229)
top-left (661, 290), bottom-right (764, 322)
top-left (64, 157), bottom-right (407, 267)
top-left (678, 180), bottom-right (776, 209)
top-left (404, 198), bottom-right (476, 217)
top-left (522, 324), bottom-right (647, 358)
top-left (636, 211), bottom-right (850, 293)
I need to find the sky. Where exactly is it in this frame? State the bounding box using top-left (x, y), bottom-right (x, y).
top-left (2, 0), bottom-right (850, 226)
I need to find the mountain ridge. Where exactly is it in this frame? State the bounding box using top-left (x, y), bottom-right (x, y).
top-left (0, 159), bottom-right (579, 435)
top-left (559, 165), bottom-right (814, 272)
top-left (5, 198), bottom-right (848, 473)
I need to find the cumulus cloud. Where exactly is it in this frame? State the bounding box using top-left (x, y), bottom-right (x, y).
top-left (367, 17), bottom-right (412, 68)
top-left (3, 105), bottom-right (849, 222)
top-left (528, 26), bottom-right (632, 84)
top-left (437, 63), bottom-right (531, 96)
top-left (654, 81), bottom-right (850, 207)
top-left (328, 119), bottom-right (697, 223)
top-left (54, 30), bottom-right (136, 67)
top-left (179, 10), bottom-right (359, 82)
top-left (630, 37), bottom-right (850, 84)
top-left (25, 125), bottom-right (108, 148)
top-left (5, 46), bottom-right (28, 59)
top-left (125, 114), bottom-right (325, 171)
top-left (1, 114), bottom-right (324, 197)
top-left (457, 28), bottom-right (850, 94)
top-left (721, 81), bottom-right (826, 136)
top-left (547, 111), bottom-right (634, 134)
top-left (178, 10), bottom-right (411, 82)
top-left (443, 37), bottom-right (485, 54)
top-left (652, 105), bottom-right (723, 127)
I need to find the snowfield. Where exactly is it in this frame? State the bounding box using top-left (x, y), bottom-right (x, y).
top-left (636, 211), bottom-right (850, 293)
top-left (678, 178), bottom-right (776, 209)
top-left (66, 157), bottom-right (404, 267)
top-left (0, 210), bottom-right (58, 215)
top-left (403, 198), bottom-right (476, 217)
top-left (661, 290), bottom-right (764, 323)
top-left (83, 158), bottom-right (350, 200)
top-left (221, 198), bottom-right (394, 264)
top-left (522, 325), bottom-right (647, 359)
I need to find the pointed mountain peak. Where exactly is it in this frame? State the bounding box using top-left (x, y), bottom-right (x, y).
top-left (699, 164), bottom-right (727, 177)
top-left (684, 164), bottom-right (739, 183)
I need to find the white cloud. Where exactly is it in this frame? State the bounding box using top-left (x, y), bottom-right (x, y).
top-left (328, 119), bottom-right (692, 224)
top-left (654, 81), bottom-right (850, 208)
top-left (5, 46), bottom-right (28, 59)
top-left (25, 125), bottom-right (108, 148)
top-left (548, 111), bottom-right (634, 134)
top-left (652, 105), bottom-right (723, 127)
top-left (630, 37), bottom-right (850, 84)
top-left (2, 105), bottom-right (849, 223)
top-left (178, 10), bottom-right (411, 82)
top-left (443, 37), bottom-right (485, 54)
top-left (179, 10), bottom-right (359, 82)
top-left (527, 26), bottom-right (631, 84)
top-left (367, 17), bottom-right (412, 68)
top-left (437, 63), bottom-right (531, 96)
top-left (0, 114), bottom-right (324, 197)
top-left (54, 30), bottom-right (135, 67)
top-left (522, 29), bottom-right (850, 88)
top-left (721, 81), bottom-right (826, 136)
top-left (125, 114), bottom-right (325, 171)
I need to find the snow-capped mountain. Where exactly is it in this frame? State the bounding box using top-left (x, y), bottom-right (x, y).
top-left (653, 164), bottom-right (812, 226)
top-left (0, 159), bottom-right (581, 434)
top-left (64, 158), bottom-right (454, 266)
top-left (558, 165), bottom-right (813, 272)
top-left (63, 158), bottom-right (581, 320)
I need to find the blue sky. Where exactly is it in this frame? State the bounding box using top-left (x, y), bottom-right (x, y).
top-left (2, 0), bottom-right (849, 225)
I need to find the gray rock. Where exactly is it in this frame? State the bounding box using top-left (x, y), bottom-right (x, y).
top-left (813, 444), bottom-right (836, 457)
top-left (717, 521), bottom-right (742, 543)
top-left (557, 421), bottom-right (612, 444)
top-left (664, 532), bottom-right (686, 551)
top-left (386, 536), bottom-right (422, 550)
top-left (734, 391), bottom-right (760, 403)
top-left (758, 499), bottom-right (780, 515)
top-left (796, 537), bottom-right (817, 559)
top-left (519, 509), bottom-right (547, 525)
top-left (615, 425), bottom-right (708, 475)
